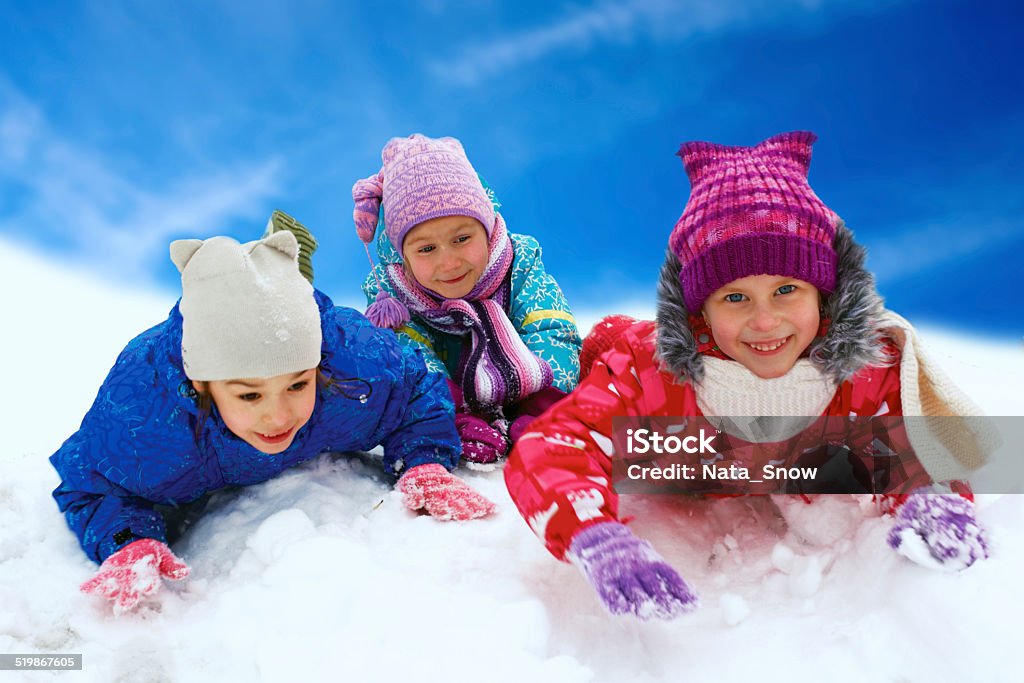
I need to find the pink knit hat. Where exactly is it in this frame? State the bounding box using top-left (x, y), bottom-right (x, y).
top-left (353, 134), bottom-right (495, 253)
top-left (670, 131), bottom-right (839, 313)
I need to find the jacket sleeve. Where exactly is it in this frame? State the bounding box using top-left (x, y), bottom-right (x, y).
top-left (51, 449), bottom-right (170, 564)
top-left (48, 335), bottom-right (185, 564)
top-left (382, 343), bottom-right (461, 475)
top-left (504, 327), bottom-right (650, 560)
top-left (509, 235), bottom-right (582, 394)
top-left (362, 267), bottom-right (448, 377)
top-left (332, 306), bottom-right (461, 476)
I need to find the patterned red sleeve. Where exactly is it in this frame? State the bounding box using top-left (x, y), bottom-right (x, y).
top-left (504, 325), bottom-right (654, 560)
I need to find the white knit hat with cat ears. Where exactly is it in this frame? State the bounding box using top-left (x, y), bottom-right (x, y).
top-left (170, 231), bottom-right (322, 381)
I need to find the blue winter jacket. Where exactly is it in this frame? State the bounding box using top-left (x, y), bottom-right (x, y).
top-left (50, 290), bottom-right (459, 563)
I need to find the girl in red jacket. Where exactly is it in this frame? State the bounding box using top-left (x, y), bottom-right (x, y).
top-left (504, 131), bottom-right (991, 621)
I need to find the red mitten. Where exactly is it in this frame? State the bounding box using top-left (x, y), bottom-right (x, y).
top-left (80, 538), bottom-right (190, 613)
top-left (397, 463), bottom-right (496, 521)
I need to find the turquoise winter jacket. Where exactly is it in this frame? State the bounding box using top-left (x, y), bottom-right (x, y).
top-left (362, 227), bottom-right (582, 396)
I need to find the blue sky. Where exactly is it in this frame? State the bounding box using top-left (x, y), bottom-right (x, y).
top-left (1, 0), bottom-right (1021, 337)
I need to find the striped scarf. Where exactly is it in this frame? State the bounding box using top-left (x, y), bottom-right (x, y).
top-left (384, 215), bottom-right (553, 416)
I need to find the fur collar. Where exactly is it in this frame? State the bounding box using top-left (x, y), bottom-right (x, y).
top-left (654, 221), bottom-right (890, 385)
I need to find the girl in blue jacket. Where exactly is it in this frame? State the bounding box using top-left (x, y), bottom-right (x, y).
top-left (50, 229), bottom-right (494, 613)
top-left (353, 134), bottom-right (582, 464)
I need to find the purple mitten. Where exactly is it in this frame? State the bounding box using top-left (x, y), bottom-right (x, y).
top-left (568, 521), bottom-right (699, 620)
top-left (455, 413), bottom-right (509, 464)
top-left (887, 492), bottom-right (989, 571)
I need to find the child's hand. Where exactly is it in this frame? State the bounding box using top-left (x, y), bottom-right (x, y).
top-left (455, 413), bottom-right (509, 464)
top-left (887, 491), bottom-right (989, 571)
top-left (397, 463), bottom-right (496, 521)
top-left (569, 521), bottom-right (698, 620)
top-left (80, 538), bottom-right (190, 613)
top-left (447, 379), bottom-right (512, 463)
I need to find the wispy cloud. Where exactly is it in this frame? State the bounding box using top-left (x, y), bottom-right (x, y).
top-left (866, 216), bottom-right (1022, 286)
top-left (851, 133), bottom-right (1024, 285)
top-left (429, 0), bottom-right (909, 86)
top-left (0, 83), bottom-right (282, 283)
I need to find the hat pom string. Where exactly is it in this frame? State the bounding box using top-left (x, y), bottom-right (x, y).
top-left (353, 169), bottom-right (409, 329)
top-left (360, 239), bottom-right (409, 329)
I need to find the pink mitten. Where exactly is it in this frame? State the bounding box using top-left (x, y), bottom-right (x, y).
top-left (80, 538), bottom-right (190, 613)
top-left (397, 463), bottom-right (496, 521)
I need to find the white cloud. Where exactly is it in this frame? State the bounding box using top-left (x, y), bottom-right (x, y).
top-left (0, 82), bottom-right (282, 282)
top-left (866, 217), bottom-right (1021, 285)
top-left (429, 0), bottom-right (908, 86)
top-left (853, 137), bottom-right (1024, 286)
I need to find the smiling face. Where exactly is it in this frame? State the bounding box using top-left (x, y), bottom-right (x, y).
top-left (401, 215), bottom-right (489, 299)
top-left (195, 368), bottom-right (317, 454)
top-left (701, 274), bottom-right (821, 379)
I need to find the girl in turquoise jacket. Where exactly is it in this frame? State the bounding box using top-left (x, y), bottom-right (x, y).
top-left (353, 134), bottom-right (582, 464)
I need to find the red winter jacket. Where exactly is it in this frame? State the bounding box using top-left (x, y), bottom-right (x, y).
top-left (505, 320), bottom-right (964, 561)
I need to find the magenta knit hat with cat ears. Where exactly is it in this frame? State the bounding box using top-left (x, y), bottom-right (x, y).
top-left (670, 131), bottom-right (840, 313)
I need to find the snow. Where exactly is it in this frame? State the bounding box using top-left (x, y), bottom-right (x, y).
top-left (2, 237), bottom-right (1023, 682)
top-left (718, 593), bottom-right (750, 626)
